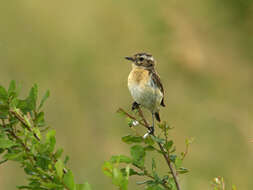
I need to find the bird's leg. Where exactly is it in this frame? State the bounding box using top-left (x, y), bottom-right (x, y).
top-left (132, 101), bottom-right (140, 111)
top-left (148, 113), bottom-right (155, 135)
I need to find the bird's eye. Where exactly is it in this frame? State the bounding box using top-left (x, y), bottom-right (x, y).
top-left (139, 57), bottom-right (144, 61)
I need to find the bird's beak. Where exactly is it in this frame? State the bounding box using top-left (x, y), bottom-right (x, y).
top-left (125, 56), bottom-right (134, 62)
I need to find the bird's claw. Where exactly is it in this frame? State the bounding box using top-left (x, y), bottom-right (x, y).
top-left (143, 126), bottom-right (154, 139)
top-left (132, 101), bottom-right (140, 111)
top-left (148, 126), bottom-right (154, 135)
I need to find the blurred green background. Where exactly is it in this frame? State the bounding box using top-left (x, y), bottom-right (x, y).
top-left (0, 0), bottom-right (252, 189)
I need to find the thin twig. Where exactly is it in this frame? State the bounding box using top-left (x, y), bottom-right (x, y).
top-left (9, 110), bottom-right (40, 140)
top-left (137, 108), bottom-right (149, 127)
top-left (118, 108), bottom-right (149, 129)
top-left (182, 143), bottom-right (189, 160)
top-left (1, 119), bottom-right (34, 164)
top-left (157, 143), bottom-right (180, 190)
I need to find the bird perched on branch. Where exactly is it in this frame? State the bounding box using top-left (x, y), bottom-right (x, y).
top-left (125, 53), bottom-right (165, 134)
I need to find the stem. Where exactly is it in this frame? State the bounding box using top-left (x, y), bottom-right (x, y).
top-left (137, 108), bottom-right (149, 127)
top-left (157, 143), bottom-right (180, 190)
top-left (118, 108), bottom-right (149, 129)
top-left (1, 119), bottom-right (35, 165)
top-left (10, 110), bottom-right (40, 141)
top-left (182, 143), bottom-right (189, 160)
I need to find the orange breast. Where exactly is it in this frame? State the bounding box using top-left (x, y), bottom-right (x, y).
top-left (128, 68), bottom-right (149, 86)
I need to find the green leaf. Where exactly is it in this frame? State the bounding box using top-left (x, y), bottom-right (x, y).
top-left (151, 136), bottom-right (165, 144)
top-left (152, 158), bottom-right (156, 172)
top-left (8, 80), bottom-right (16, 97)
top-left (64, 155), bottom-right (70, 165)
top-left (24, 165), bottom-right (36, 176)
top-left (158, 121), bottom-right (173, 130)
top-left (0, 138), bottom-right (16, 148)
top-left (0, 104), bottom-right (9, 119)
top-left (110, 155), bottom-right (132, 164)
top-left (9, 97), bottom-right (19, 109)
top-left (120, 168), bottom-right (143, 176)
top-left (34, 112), bottom-right (45, 127)
top-left (144, 145), bottom-right (155, 151)
top-left (55, 159), bottom-right (64, 179)
top-left (0, 148), bottom-right (5, 154)
top-left (27, 84), bottom-right (38, 111)
top-left (136, 180), bottom-right (154, 185)
top-left (112, 168), bottom-right (122, 185)
top-left (54, 148), bottom-right (64, 159)
top-left (17, 99), bottom-right (29, 113)
top-left (169, 155), bottom-right (177, 163)
top-left (127, 118), bottom-right (135, 127)
top-left (41, 182), bottom-right (63, 189)
top-left (17, 185), bottom-right (33, 189)
top-left (186, 137), bottom-right (194, 145)
top-left (63, 170), bottom-right (76, 190)
top-left (112, 168), bottom-right (128, 190)
top-left (144, 136), bottom-right (155, 146)
top-left (146, 185), bottom-right (164, 190)
top-left (3, 152), bottom-right (24, 161)
top-left (130, 145), bottom-right (145, 168)
top-left (102, 161), bottom-right (113, 177)
top-left (36, 154), bottom-right (51, 170)
top-left (76, 182), bottom-right (92, 190)
top-left (177, 167), bottom-right (189, 174)
top-left (164, 140), bottom-right (173, 151)
top-left (46, 130), bottom-right (56, 152)
top-left (175, 157), bottom-right (182, 170)
top-left (122, 135), bottom-right (143, 144)
top-left (38, 90), bottom-right (50, 110)
top-left (0, 85), bottom-right (8, 102)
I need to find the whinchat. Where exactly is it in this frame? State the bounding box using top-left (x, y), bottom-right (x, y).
top-left (125, 53), bottom-right (165, 134)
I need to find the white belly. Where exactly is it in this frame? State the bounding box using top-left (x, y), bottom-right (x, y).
top-left (128, 78), bottom-right (163, 112)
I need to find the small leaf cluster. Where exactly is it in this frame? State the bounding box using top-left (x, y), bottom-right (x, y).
top-left (0, 81), bottom-right (91, 190)
top-left (103, 109), bottom-right (193, 190)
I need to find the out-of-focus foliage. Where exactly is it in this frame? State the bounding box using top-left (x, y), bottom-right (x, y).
top-left (0, 0), bottom-right (252, 189)
top-left (212, 176), bottom-right (237, 190)
top-left (0, 81), bottom-right (91, 190)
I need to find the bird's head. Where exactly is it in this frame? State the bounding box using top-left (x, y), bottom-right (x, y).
top-left (125, 53), bottom-right (155, 69)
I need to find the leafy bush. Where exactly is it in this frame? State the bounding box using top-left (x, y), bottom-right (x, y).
top-left (0, 81), bottom-right (237, 190)
top-left (0, 81), bottom-right (91, 190)
top-left (102, 108), bottom-right (193, 190)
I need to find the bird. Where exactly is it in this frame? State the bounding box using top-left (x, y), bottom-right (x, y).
top-left (125, 52), bottom-right (165, 134)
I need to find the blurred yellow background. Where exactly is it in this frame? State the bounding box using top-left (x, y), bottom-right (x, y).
top-left (0, 0), bottom-right (252, 189)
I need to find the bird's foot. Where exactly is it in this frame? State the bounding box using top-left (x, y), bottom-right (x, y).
top-left (148, 126), bottom-right (154, 135)
top-left (132, 101), bottom-right (140, 111)
top-left (143, 126), bottom-right (154, 139)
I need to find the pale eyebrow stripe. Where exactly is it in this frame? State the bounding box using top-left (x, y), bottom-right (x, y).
top-left (148, 56), bottom-right (154, 61)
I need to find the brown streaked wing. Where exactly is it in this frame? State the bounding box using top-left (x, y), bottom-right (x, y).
top-left (149, 70), bottom-right (165, 107)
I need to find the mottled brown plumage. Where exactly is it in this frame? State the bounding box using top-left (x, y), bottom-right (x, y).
top-left (149, 69), bottom-right (165, 107)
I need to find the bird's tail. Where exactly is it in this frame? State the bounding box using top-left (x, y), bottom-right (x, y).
top-left (154, 112), bottom-right (161, 122)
